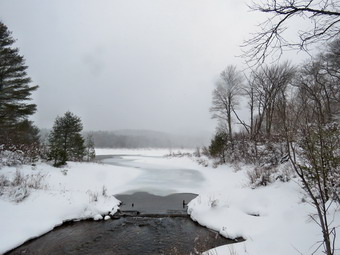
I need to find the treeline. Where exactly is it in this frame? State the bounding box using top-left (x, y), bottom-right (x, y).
top-left (207, 38), bottom-right (340, 254)
top-left (88, 130), bottom-right (173, 148)
top-left (0, 20), bottom-right (204, 168)
top-left (85, 130), bottom-right (207, 149)
top-left (0, 21), bottom-right (40, 165)
top-left (0, 22), bottom-right (95, 167)
top-left (208, 38), bottom-right (340, 168)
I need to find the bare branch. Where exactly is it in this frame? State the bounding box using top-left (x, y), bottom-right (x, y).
top-left (243, 0), bottom-right (340, 65)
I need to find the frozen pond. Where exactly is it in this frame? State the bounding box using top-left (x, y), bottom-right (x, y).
top-left (97, 154), bottom-right (205, 196)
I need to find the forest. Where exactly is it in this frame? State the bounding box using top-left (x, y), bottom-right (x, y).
top-left (0, 0), bottom-right (339, 254)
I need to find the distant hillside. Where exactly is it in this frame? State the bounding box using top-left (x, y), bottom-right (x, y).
top-left (84, 129), bottom-right (209, 149)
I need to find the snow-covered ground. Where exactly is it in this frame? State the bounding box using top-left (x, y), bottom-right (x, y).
top-left (107, 150), bottom-right (340, 254)
top-left (0, 148), bottom-right (339, 254)
top-left (0, 152), bottom-right (143, 253)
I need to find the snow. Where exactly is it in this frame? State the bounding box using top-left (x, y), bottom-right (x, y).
top-left (93, 214), bottom-right (104, 221)
top-left (0, 148), bottom-right (339, 254)
top-left (188, 182), bottom-right (325, 255)
top-left (95, 148), bottom-right (192, 157)
top-left (0, 160), bottom-right (139, 253)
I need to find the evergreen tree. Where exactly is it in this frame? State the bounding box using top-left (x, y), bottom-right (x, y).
top-left (0, 21), bottom-right (38, 146)
top-left (48, 112), bottom-right (85, 166)
top-left (209, 131), bottom-right (228, 163)
top-left (84, 134), bottom-right (96, 162)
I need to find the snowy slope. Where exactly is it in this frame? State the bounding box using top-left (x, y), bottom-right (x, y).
top-left (0, 149), bottom-right (339, 254)
top-left (103, 150), bottom-right (340, 254)
top-left (0, 161), bottom-right (141, 253)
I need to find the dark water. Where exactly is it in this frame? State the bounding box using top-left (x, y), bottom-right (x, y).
top-left (115, 192), bottom-right (197, 215)
top-left (6, 193), bottom-right (239, 255)
top-left (7, 217), bottom-right (235, 255)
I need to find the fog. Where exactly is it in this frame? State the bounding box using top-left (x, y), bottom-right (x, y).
top-left (0, 0), bottom-right (296, 138)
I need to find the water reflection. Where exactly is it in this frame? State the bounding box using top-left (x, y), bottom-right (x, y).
top-left (7, 217), bottom-right (236, 255)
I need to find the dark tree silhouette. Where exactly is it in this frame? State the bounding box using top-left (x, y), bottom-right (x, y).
top-left (0, 21), bottom-right (39, 150)
top-left (48, 112), bottom-right (85, 167)
top-left (243, 0), bottom-right (340, 64)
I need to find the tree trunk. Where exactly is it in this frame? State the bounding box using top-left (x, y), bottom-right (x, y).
top-left (227, 99), bottom-right (233, 151)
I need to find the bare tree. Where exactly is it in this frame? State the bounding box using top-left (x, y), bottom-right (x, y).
top-left (320, 38), bottom-right (340, 118)
top-left (243, 0), bottom-right (340, 64)
top-left (285, 110), bottom-right (339, 255)
top-left (244, 76), bottom-right (256, 138)
top-left (210, 65), bottom-right (243, 149)
top-left (281, 41), bottom-right (340, 255)
top-left (249, 62), bottom-right (295, 139)
top-left (294, 40), bottom-right (340, 123)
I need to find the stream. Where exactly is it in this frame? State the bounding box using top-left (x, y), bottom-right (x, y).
top-left (6, 154), bottom-right (239, 255)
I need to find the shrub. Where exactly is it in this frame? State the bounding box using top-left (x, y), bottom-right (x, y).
top-left (87, 190), bottom-right (99, 202)
top-left (26, 172), bottom-right (46, 189)
top-left (0, 169), bottom-right (46, 202)
top-left (12, 169), bottom-right (25, 187)
top-left (102, 185), bottom-right (108, 197)
top-left (201, 146), bottom-right (210, 157)
top-left (193, 147), bottom-right (201, 157)
top-left (0, 175), bottom-right (10, 195)
top-left (0, 144), bottom-right (40, 168)
top-left (247, 165), bottom-right (273, 187)
top-left (10, 186), bottom-right (30, 203)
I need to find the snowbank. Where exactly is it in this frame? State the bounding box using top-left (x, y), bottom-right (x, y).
top-left (91, 149), bottom-right (340, 254)
top-left (132, 152), bottom-right (340, 254)
top-left (187, 165), bottom-right (340, 255)
top-left (101, 150), bottom-right (340, 254)
top-left (0, 160), bottom-right (141, 253)
top-left (0, 148), bottom-right (339, 255)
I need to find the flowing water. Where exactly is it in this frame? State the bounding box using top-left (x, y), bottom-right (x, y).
top-left (6, 155), bottom-right (240, 255)
top-left (7, 216), bottom-right (235, 255)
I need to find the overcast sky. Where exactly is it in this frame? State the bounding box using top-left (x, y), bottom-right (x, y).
top-left (0, 0), bottom-right (306, 136)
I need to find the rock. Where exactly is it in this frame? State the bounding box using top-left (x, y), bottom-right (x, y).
top-left (93, 214), bottom-right (103, 221)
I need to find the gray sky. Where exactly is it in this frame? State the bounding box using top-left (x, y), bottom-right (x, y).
top-left (0, 0), bottom-right (304, 136)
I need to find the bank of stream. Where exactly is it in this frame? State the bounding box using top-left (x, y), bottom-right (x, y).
top-left (6, 155), bottom-right (241, 254)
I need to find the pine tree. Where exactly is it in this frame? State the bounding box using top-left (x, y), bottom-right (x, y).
top-left (48, 112), bottom-right (85, 166)
top-left (0, 21), bottom-right (38, 146)
top-left (209, 131), bottom-right (228, 163)
top-left (84, 134), bottom-right (96, 162)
